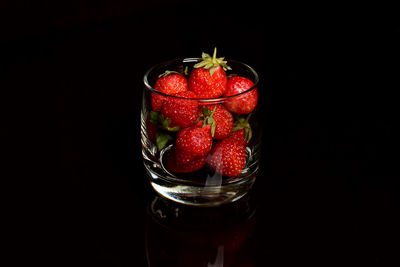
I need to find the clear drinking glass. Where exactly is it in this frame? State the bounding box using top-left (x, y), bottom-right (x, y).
top-left (141, 57), bottom-right (261, 206)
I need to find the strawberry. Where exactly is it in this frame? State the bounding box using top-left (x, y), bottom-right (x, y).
top-left (192, 119), bottom-right (204, 128)
top-left (188, 48), bottom-right (231, 98)
top-left (167, 148), bottom-right (207, 173)
top-left (231, 113), bottom-right (252, 145)
top-left (206, 137), bottom-right (247, 177)
top-left (173, 120), bottom-right (203, 164)
top-left (151, 71), bottom-right (188, 111)
top-left (230, 129), bottom-right (249, 146)
top-left (224, 76), bottom-right (258, 114)
top-left (202, 105), bottom-right (233, 140)
top-left (176, 124), bottom-right (213, 158)
top-left (160, 91), bottom-right (199, 128)
top-left (175, 150), bottom-right (197, 165)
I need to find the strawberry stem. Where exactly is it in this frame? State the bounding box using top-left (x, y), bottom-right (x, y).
top-left (158, 70), bottom-right (182, 78)
top-left (193, 47), bottom-right (232, 76)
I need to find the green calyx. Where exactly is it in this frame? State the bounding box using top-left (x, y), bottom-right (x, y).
top-left (150, 111), bottom-right (180, 151)
top-left (159, 66), bottom-right (189, 78)
top-left (232, 113), bottom-right (252, 143)
top-left (158, 70), bottom-right (183, 78)
top-left (149, 110), bottom-right (160, 124)
top-left (193, 47), bottom-right (232, 76)
top-left (155, 132), bottom-right (173, 151)
top-left (150, 111), bottom-right (181, 132)
top-left (201, 106), bottom-right (217, 137)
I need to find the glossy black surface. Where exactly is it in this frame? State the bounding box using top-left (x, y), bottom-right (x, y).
top-left (2, 2), bottom-right (399, 266)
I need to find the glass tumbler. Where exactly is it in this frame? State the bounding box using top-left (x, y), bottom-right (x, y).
top-left (141, 57), bottom-right (261, 206)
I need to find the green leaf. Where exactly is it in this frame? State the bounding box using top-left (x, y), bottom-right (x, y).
top-left (162, 118), bottom-right (171, 128)
top-left (158, 70), bottom-right (183, 78)
top-left (202, 52), bottom-right (211, 59)
top-left (156, 132), bottom-right (173, 151)
top-left (202, 106), bottom-right (213, 118)
top-left (232, 113), bottom-right (252, 143)
top-left (149, 111), bottom-right (160, 124)
top-left (202, 106), bottom-right (210, 116)
top-left (194, 48), bottom-right (231, 73)
top-left (204, 63), bottom-right (213, 70)
top-left (159, 117), bottom-right (180, 132)
top-left (223, 65), bottom-right (232, 71)
top-left (232, 126), bottom-right (242, 132)
top-left (194, 61), bottom-right (208, 68)
top-left (209, 66), bottom-right (216, 76)
top-left (202, 106), bottom-right (217, 131)
top-left (244, 127), bottom-right (249, 141)
top-left (166, 125), bottom-right (180, 132)
top-left (211, 121), bottom-right (216, 137)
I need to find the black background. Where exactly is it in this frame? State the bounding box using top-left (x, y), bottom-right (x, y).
top-left (2, 1), bottom-right (399, 266)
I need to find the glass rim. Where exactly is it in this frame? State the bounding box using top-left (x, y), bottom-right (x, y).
top-left (143, 57), bottom-right (259, 102)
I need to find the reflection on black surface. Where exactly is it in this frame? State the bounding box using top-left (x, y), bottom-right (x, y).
top-left (145, 190), bottom-right (256, 267)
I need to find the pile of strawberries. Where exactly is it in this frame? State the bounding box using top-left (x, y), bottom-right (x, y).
top-left (146, 49), bottom-right (258, 177)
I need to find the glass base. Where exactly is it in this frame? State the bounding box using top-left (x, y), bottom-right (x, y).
top-left (146, 169), bottom-right (257, 207)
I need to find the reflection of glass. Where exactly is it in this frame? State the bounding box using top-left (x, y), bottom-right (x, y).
top-left (141, 57), bottom-right (261, 206)
top-left (145, 190), bottom-right (256, 266)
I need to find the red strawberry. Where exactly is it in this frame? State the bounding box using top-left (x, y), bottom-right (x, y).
top-left (224, 76), bottom-right (258, 114)
top-left (207, 137), bottom-right (246, 177)
top-left (230, 113), bottom-right (252, 145)
top-left (151, 71), bottom-right (188, 111)
top-left (174, 121), bottom-right (203, 164)
top-left (202, 105), bottom-right (233, 140)
top-left (160, 91), bottom-right (198, 128)
top-left (176, 124), bottom-right (213, 158)
top-left (230, 129), bottom-right (249, 146)
top-left (175, 150), bottom-right (197, 165)
top-left (188, 48), bottom-right (231, 98)
top-left (192, 119), bottom-right (204, 128)
top-left (167, 148), bottom-right (207, 173)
